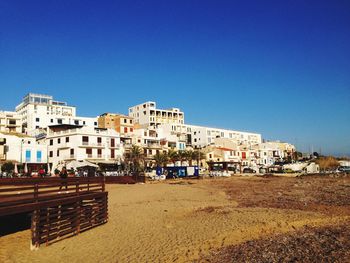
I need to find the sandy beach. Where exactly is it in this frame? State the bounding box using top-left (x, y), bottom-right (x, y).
top-left (1, 175), bottom-right (349, 262)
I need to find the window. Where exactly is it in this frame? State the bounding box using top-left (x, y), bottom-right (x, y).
top-left (98, 149), bottom-right (102, 157)
top-left (58, 138), bottom-right (61, 144)
top-left (66, 137), bottom-right (69, 143)
top-left (57, 119), bottom-right (62, 124)
top-left (124, 119), bottom-right (127, 123)
top-left (57, 150), bottom-right (60, 157)
top-left (74, 120), bottom-right (79, 125)
top-left (49, 151), bottom-right (53, 158)
top-left (130, 128), bottom-right (133, 132)
top-left (111, 138), bottom-right (115, 147)
top-left (82, 136), bottom-right (89, 145)
top-left (50, 139), bottom-right (53, 145)
top-left (111, 149), bottom-right (115, 159)
top-left (83, 121), bottom-right (86, 125)
top-left (130, 120), bottom-right (132, 124)
top-left (25, 150), bottom-right (31, 162)
top-left (86, 148), bottom-right (92, 155)
top-left (50, 119), bottom-right (53, 123)
top-left (36, 151), bottom-right (42, 162)
top-left (97, 137), bottom-right (102, 145)
top-left (36, 126), bottom-right (39, 129)
top-left (94, 122), bottom-right (97, 126)
top-left (124, 127), bottom-right (128, 133)
top-left (70, 149), bottom-right (74, 156)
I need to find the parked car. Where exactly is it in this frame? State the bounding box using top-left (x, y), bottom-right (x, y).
top-left (243, 168), bottom-right (256, 173)
top-left (338, 166), bottom-right (350, 173)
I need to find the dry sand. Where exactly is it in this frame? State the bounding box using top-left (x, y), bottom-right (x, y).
top-left (1, 176), bottom-right (349, 262)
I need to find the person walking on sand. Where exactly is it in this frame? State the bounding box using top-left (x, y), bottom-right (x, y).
top-left (59, 167), bottom-right (68, 192)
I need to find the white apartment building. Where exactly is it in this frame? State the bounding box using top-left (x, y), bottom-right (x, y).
top-left (128, 101), bottom-right (185, 127)
top-left (0, 111), bottom-right (22, 133)
top-left (0, 132), bottom-right (47, 165)
top-left (46, 125), bottom-right (123, 169)
top-left (15, 93), bottom-right (98, 135)
top-left (186, 124), bottom-right (262, 149)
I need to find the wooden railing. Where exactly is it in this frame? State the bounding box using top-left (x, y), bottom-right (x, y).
top-left (0, 177), bottom-right (105, 217)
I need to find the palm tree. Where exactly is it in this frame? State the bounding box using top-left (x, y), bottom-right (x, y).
top-left (193, 150), bottom-right (206, 166)
top-left (154, 152), bottom-right (168, 168)
top-left (185, 150), bottom-right (194, 166)
top-left (167, 149), bottom-right (179, 166)
top-left (124, 145), bottom-right (144, 173)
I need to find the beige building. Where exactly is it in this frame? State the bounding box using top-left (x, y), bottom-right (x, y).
top-left (0, 111), bottom-right (22, 133)
top-left (98, 113), bottom-right (134, 140)
top-left (128, 101), bottom-right (185, 127)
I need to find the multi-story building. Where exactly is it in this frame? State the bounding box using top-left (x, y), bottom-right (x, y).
top-left (128, 101), bottom-right (185, 127)
top-left (98, 113), bottom-right (134, 143)
top-left (0, 132), bottom-right (48, 171)
top-left (15, 93), bottom-right (98, 135)
top-left (186, 124), bottom-right (262, 149)
top-left (0, 111), bottom-right (22, 133)
top-left (46, 125), bottom-right (123, 169)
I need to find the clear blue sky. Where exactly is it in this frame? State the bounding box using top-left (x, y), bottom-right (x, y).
top-left (0, 0), bottom-right (349, 156)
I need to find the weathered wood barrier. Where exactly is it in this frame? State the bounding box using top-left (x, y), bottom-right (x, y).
top-left (0, 177), bottom-right (108, 249)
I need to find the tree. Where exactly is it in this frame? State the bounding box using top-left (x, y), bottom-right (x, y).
top-left (1, 162), bottom-right (14, 173)
top-left (124, 145), bottom-right (145, 173)
top-left (167, 149), bottom-right (179, 166)
top-left (177, 150), bottom-right (188, 166)
top-left (154, 152), bottom-right (168, 167)
top-left (193, 150), bottom-right (206, 166)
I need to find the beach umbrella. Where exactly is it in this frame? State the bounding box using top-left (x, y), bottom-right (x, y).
top-left (24, 163), bottom-right (28, 174)
top-left (14, 163), bottom-right (18, 174)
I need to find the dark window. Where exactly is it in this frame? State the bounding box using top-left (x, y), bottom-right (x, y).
top-left (66, 137), bottom-right (69, 143)
top-left (49, 151), bottom-right (53, 157)
top-left (94, 122), bottom-right (97, 126)
top-left (74, 120), bottom-right (79, 125)
top-left (57, 150), bottom-right (59, 157)
top-left (83, 121), bottom-right (86, 125)
top-left (97, 137), bottom-right (102, 143)
top-left (57, 119), bottom-right (62, 124)
top-left (124, 119), bottom-right (127, 123)
top-left (70, 149), bottom-right (74, 155)
top-left (50, 139), bottom-right (53, 145)
top-left (111, 149), bottom-right (115, 159)
top-left (86, 148), bottom-right (92, 155)
top-left (50, 119), bottom-right (53, 123)
top-left (36, 118), bottom-right (40, 122)
top-left (111, 138), bottom-right (115, 147)
top-left (98, 149), bottom-right (102, 155)
top-left (58, 138), bottom-right (61, 144)
top-left (124, 127), bottom-right (128, 133)
top-left (82, 136), bottom-right (89, 143)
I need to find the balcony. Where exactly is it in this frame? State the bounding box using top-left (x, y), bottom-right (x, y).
top-left (80, 142), bottom-right (105, 148)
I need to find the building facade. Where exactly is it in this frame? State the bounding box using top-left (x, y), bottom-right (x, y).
top-left (15, 93), bottom-right (98, 135)
top-left (186, 124), bottom-right (262, 149)
top-left (0, 111), bottom-right (22, 133)
top-left (128, 101), bottom-right (185, 127)
top-left (46, 125), bottom-right (123, 169)
top-left (98, 113), bottom-right (134, 139)
top-left (0, 132), bottom-right (48, 166)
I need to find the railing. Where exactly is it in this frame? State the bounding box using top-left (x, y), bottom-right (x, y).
top-left (0, 177), bottom-right (105, 217)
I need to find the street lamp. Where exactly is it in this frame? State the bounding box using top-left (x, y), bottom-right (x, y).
top-left (20, 139), bottom-right (24, 164)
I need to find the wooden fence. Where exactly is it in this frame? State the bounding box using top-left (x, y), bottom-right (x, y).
top-left (0, 177), bottom-right (108, 249)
